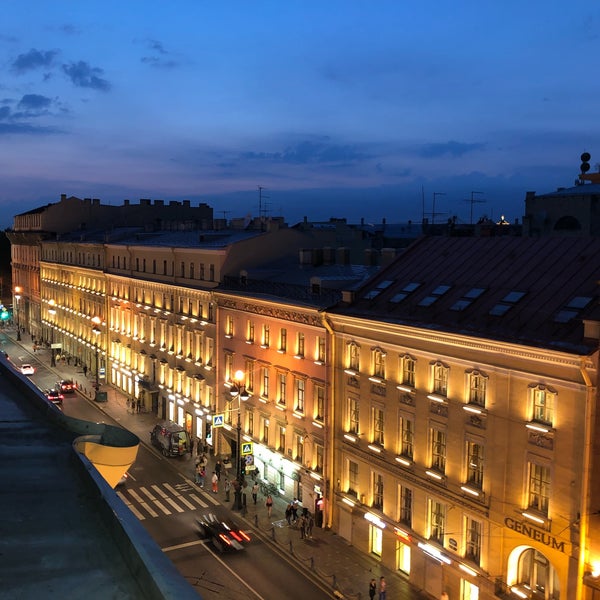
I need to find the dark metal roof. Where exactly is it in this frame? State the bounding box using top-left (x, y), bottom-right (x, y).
top-left (335, 236), bottom-right (600, 354)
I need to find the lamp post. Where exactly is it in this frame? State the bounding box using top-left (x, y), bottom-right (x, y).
top-left (91, 317), bottom-right (101, 391)
top-left (14, 286), bottom-right (21, 341)
top-left (48, 300), bottom-right (56, 367)
top-left (229, 369), bottom-right (250, 510)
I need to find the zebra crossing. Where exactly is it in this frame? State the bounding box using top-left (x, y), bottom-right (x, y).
top-left (117, 480), bottom-right (220, 520)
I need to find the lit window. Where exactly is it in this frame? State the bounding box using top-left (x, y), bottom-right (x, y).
top-left (399, 485), bottom-right (412, 528)
top-left (372, 347), bottom-right (386, 379)
top-left (372, 405), bottom-right (384, 446)
top-left (399, 415), bottom-right (414, 459)
top-left (348, 396), bottom-right (359, 434)
top-left (428, 499), bottom-right (446, 544)
top-left (464, 517), bottom-right (481, 565)
top-left (430, 427), bottom-right (446, 473)
top-left (466, 440), bottom-right (484, 488)
top-left (531, 385), bottom-right (555, 426)
top-left (468, 370), bottom-right (487, 407)
top-left (372, 472), bottom-right (384, 510)
top-left (347, 460), bottom-right (359, 497)
top-left (528, 462), bottom-right (551, 515)
top-left (295, 378), bottom-right (305, 413)
top-left (400, 354), bottom-right (415, 387)
top-left (432, 361), bottom-right (449, 396)
top-left (348, 341), bottom-right (360, 371)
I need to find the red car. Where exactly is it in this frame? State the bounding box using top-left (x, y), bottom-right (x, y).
top-left (56, 380), bottom-right (76, 394)
top-left (45, 389), bottom-right (64, 407)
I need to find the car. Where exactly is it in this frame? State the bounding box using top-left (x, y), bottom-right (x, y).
top-left (19, 364), bottom-right (35, 375)
top-left (56, 380), bottom-right (76, 394)
top-left (45, 389), bottom-right (64, 406)
top-left (196, 513), bottom-right (251, 552)
top-left (116, 472), bottom-right (130, 486)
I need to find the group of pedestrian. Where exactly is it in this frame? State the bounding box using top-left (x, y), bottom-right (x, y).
top-left (285, 498), bottom-right (300, 525)
top-left (368, 577), bottom-right (386, 600)
top-left (298, 507), bottom-right (314, 539)
top-left (126, 397), bottom-right (142, 413)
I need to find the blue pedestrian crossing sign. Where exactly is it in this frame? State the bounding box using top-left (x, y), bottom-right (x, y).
top-left (213, 414), bottom-right (224, 427)
top-left (241, 442), bottom-right (253, 455)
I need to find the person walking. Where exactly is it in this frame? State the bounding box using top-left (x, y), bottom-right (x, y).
top-left (285, 503), bottom-right (293, 526)
top-left (378, 576), bottom-right (386, 600)
top-left (224, 478), bottom-right (231, 502)
top-left (251, 482), bottom-right (259, 504)
top-left (195, 463), bottom-right (202, 485)
top-left (215, 459), bottom-right (222, 480)
top-left (369, 578), bottom-right (377, 600)
top-left (306, 512), bottom-right (314, 538)
top-left (291, 499), bottom-right (298, 524)
top-left (265, 494), bottom-right (273, 517)
top-left (211, 471), bottom-right (218, 493)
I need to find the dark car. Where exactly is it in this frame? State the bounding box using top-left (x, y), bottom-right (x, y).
top-left (196, 513), bottom-right (250, 552)
top-left (56, 380), bottom-right (76, 394)
top-left (45, 389), bottom-right (64, 408)
top-left (150, 422), bottom-right (189, 457)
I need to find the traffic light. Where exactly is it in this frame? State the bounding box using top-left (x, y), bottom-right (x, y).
top-left (239, 461), bottom-right (246, 478)
top-left (0, 306), bottom-right (9, 321)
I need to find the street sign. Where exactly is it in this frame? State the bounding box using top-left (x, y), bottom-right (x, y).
top-left (241, 442), bottom-right (253, 455)
top-left (212, 414), bottom-right (224, 427)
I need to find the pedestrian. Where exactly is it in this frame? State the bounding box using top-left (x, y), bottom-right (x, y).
top-left (265, 494), bottom-right (273, 517)
top-left (291, 500), bottom-right (298, 524)
top-left (369, 578), bottom-right (377, 600)
top-left (189, 436), bottom-right (195, 456)
top-left (225, 478), bottom-right (231, 502)
top-left (285, 503), bottom-right (293, 525)
top-left (126, 397), bottom-right (130, 410)
top-left (251, 482), bottom-right (259, 504)
top-left (211, 471), bottom-right (218, 493)
top-left (136, 398), bottom-right (141, 413)
top-left (299, 514), bottom-right (307, 539)
top-left (378, 576), bottom-right (386, 600)
top-left (195, 462), bottom-right (202, 484)
top-left (306, 513), bottom-right (314, 538)
top-left (83, 365), bottom-right (88, 377)
top-left (215, 459), bottom-right (222, 480)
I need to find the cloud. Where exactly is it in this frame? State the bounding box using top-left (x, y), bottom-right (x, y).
top-left (11, 48), bottom-right (59, 74)
top-left (62, 60), bottom-right (111, 91)
top-left (0, 122), bottom-right (62, 134)
top-left (419, 141), bottom-right (485, 159)
top-left (242, 140), bottom-right (371, 165)
top-left (139, 39), bottom-right (180, 69)
top-left (17, 94), bottom-right (52, 111)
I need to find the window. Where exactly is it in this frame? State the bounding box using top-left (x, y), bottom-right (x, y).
top-left (430, 427), bottom-right (446, 473)
top-left (400, 354), bottom-right (415, 387)
top-left (348, 341), bottom-right (360, 371)
top-left (347, 460), bottom-right (359, 497)
top-left (261, 417), bottom-right (270, 445)
top-left (428, 499), bottom-right (446, 544)
top-left (464, 517), bottom-right (481, 565)
top-left (261, 367), bottom-right (270, 399)
top-left (295, 378), bottom-right (305, 413)
top-left (528, 462), bottom-right (551, 515)
top-left (246, 410), bottom-right (254, 436)
top-left (466, 440), bottom-right (484, 488)
top-left (296, 332), bottom-right (305, 358)
top-left (245, 359), bottom-right (255, 393)
top-left (246, 320), bottom-right (255, 343)
top-left (279, 328), bottom-right (287, 352)
top-left (531, 385), bottom-right (555, 426)
top-left (399, 485), bottom-right (412, 528)
top-left (225, 315), bottom-right (234, 337)
top-left (262, 324), bottom-right (270, 347)
top-left (372, 347), bottom-right (386, 379)
top-left (432, 361), bottom-right (448, 396)
top-left (224, 353), bottom-right (233, 383)
top-left (316, 336), bottom-right (326, 363)
top-left (315, 444), bottom-right (323, 473)
top-left (372, 472), bottom-right (384, 510)
top-left (399, 415), bottom-right (414, 459)
top-left (314, 385), bottom-right (325, 422)
top-left (372, 405), bottom-right (384, 446)
top-left (294, 432), bottom-right (304, 463)
top-left (278, 372), bottom-right (287, 406)
top-left (468, 370), bottom-right (487, 406)
top-left (277, 425), bottom-right (286, 452)
top-left (348, 396), bottom-right (359, 434)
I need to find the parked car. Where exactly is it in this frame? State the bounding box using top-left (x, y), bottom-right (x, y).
top-left (45, 389), bottom-right (64, 406)
top-left (56, 380), bottom-right (76, 394)
top-left (19, 364), bottom-right (35, 375)
top-left (150, 422), bottom-right (190, 457)
top-left (196, 513), bottom-right (250, 552)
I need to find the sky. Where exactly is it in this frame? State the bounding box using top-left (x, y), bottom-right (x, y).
top-left (1, 1), bottom-right (600, 230)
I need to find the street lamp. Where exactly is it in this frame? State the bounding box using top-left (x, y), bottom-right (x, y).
top-left (14, 286), bottom-right (21, 341)
top-left (229, 369), bottom-right (250, 510)
top-left (48, 300), bottom-right (56, 367)
top-left (91, 317), bottom-right (101, 391)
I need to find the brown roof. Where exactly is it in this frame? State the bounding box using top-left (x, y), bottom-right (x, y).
top-left (335, 236), bottom-right (600, 354)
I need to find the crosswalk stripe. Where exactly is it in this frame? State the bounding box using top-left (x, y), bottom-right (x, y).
top-left (116, 491), bottom-right (147, 520)
top-left (127, 489), bottom-right (158, 517)
top-left (140, 486), bottom-right (171, 515)
top-left (164, 483), bottom-right (196, 510)
top-left (189, 493), bottom-right (209, 508)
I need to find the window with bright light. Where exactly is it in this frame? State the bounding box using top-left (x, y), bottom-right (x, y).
top-left (528, 462), bottom-right (551, 515)
top-left (428, 499), bottom-right (446, 544)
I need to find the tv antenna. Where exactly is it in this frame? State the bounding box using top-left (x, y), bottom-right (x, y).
top-left (258, 186), bottom-right (270, 220)
top-left (464, 191), bottom-right (485, 224)
top-left (431, 192), bottom-right (446, 225)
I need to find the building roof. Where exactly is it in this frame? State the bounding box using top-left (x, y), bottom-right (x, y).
top-left (335, 236), bottom-right (600, 354)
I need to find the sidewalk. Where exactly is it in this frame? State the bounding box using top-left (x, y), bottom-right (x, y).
top-left (32, 337), bottom-right (430, 600)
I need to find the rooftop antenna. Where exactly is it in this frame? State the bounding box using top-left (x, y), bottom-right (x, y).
top-left (432, 192), bottom-right (446, 225)
top-left (258, 186), bottom-right (270, 220)
top-left (464, 191), bottom-right (485, 225)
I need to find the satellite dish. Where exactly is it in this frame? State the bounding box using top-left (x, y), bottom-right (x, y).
top-left (581, 152), bottom-right (591, 162)
top-left (581, 162), bottom-right (591, 173)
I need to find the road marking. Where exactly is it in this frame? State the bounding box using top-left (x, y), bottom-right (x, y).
top-left (189, 493), bottom-right (209, 508)
top-left (164, 483), bottom-right (197, 510)
top-left (150, 484), bottom-right (184, 512)
top-left (140, 486), bottom-right (171, 515)
top-left (209, 545), bottom-right (267, 600)
top-left (163, 539), bottom-right (206, 552)
top-left (127, 489), bottom-right (158, 517)
top-left (116, 491), bottom-right (146, 520)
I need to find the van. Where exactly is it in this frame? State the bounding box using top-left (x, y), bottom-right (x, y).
top-left (150, 422), bottom-right (189, 457)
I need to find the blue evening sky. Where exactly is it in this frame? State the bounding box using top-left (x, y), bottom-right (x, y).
top-left (1, 1), bottom-right (599, 229)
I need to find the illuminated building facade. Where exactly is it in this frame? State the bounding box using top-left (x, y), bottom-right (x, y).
top-left (327, 236), bottom-right (600, 600)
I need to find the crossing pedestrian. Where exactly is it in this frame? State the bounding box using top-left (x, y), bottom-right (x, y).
top-left (211, 471), bottom-right (218, 493)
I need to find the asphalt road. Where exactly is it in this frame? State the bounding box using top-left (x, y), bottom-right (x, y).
top-left (10, 339), bottom-right (334, 600)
